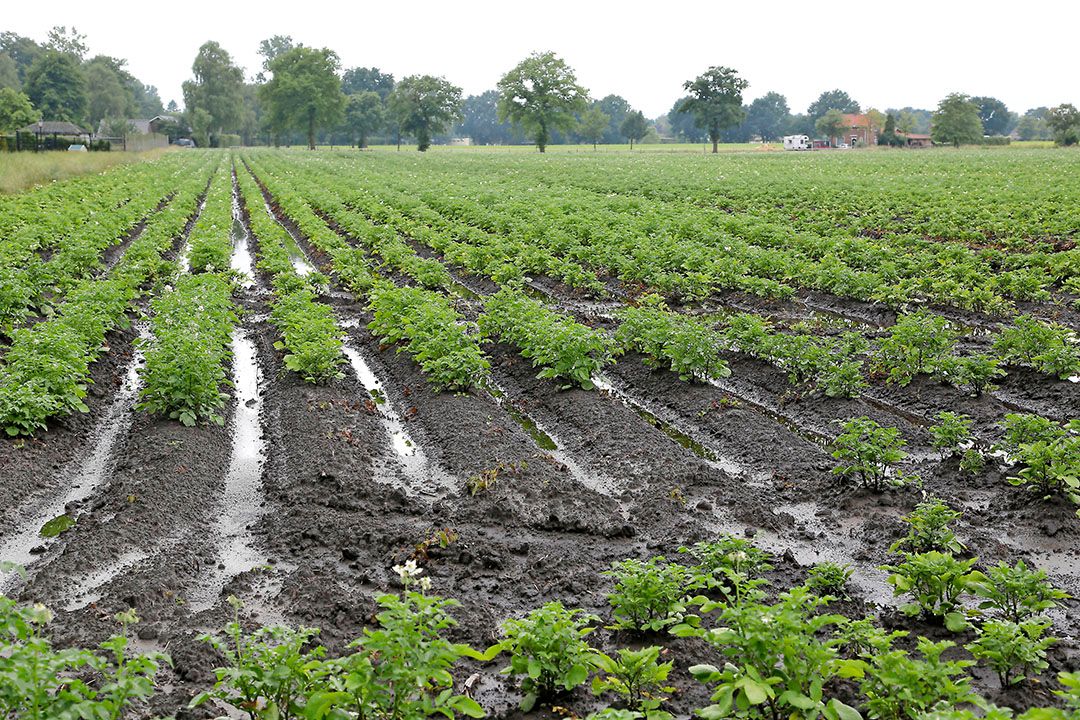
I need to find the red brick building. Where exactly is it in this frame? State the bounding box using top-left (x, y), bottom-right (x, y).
top-left (839, 114), bottom-right (880, 147)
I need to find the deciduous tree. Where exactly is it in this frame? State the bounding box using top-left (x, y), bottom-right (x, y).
top-left (342, 67), bottom-right (394, 100)
top-left (456, 90), bottom-right (517, 145)
top-left (677, 66), bottom-right (748, 153)
top-left (667, 96), bottom-right (706, 142)
top-left (620, 109), bottom-right (648, 149)
top-left (497, 51), bottom-right (587, 152)
top-left (815, 108), bottom-right (847, 146)
top-left (744, 91), bottom-right (790, 142)
top-left (182, 41), bottom-right (243, 145)
top-left (971, 96), bottom-right (1016, 137)
top-left (931, 93), bottom-right (983, 147)
top-left (343, 90), bottom-right (384, 148)
top-left (388, 75), bottom-right (462, 151)
top-left (578, 103), bottom-right (610, 149)
top-left (807, 89), bottom-right (860, 118)
top-left (0, 87), bottom-right (36, 132)
top-left (261, 46), bottom-right (346, 150)
top-left (1046, 104), bottom-right (1080, 146)
top-left (24, 50), bottom-right (86, 123)
top-left (0, 54), bottom-right (18, 91)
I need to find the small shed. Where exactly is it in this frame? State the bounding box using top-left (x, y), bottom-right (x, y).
top-left (896, 132), bottom-right (932, 148)
top-left (18, 121), bottom-right (90, 150)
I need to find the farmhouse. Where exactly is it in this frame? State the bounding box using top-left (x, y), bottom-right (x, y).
top-left (839, 113), bottom-right (879, 147)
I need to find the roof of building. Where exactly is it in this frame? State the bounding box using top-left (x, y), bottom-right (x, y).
top-left (842, 113), bottom-right (870, 127)
top-left (18, 120), bottom-right (87, 135)
top-left (898, 132), bottom-right (932, 140)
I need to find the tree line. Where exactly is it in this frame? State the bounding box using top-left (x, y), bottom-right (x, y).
top-left (2, 28), bottom-right (1078, 149)
top-left (0, 27), bottom-right (165, 138)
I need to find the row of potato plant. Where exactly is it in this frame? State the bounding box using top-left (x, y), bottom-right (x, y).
top-left (241, 157), bottom-right (490, 393)
top-left (138, 164), bottom-right (239, 426)
top-left (479, 283), bottom-right (616, 390)
top-left (235, 165), bottom-right (345, 383)
top-left (453, 151), bottom-right (1077, 308)
top-left (0, 160), bottom-right (216, 436)
top-left (247, 153), bottom-right (453, 290)
top-left (0, 155), bottom-right (196, 336)
top-left (367, 279), bottom-right (490, 391)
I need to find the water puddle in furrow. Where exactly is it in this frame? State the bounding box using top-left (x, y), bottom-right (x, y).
top-left (187, 328), bottom-right (266, 613)
top-left (482, 381), bottom-right (619, 498)
top-left (341, 343), bottom-right (456, 497)
top-left (262, 198), bottom-right (313, 276)
top-left (0, 327), bottom-right (148, 591)
top-left (592, 374), bottom-right (772, 486)
top-left (62, 544), bottom-right (169, 611)
top-left (705, 376), bottom-right (833, 451)
top-left (708, 504), bottom-right (897, 608)
top-left (230, 196), bottom-right (255, 288)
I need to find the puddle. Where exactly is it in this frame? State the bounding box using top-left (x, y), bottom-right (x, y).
top-left (706, 375), bottom-right (833, 450)
top-left (230, 194), bottom-right (255, 287)
top-left (63, 548), bottom-right (150, 611)
top-left (187, 328), bottom-right (266, 612)
top-left (262, 198), bottom-right (314, 276)
top-left (342, 342), bottom-right (456, 497)
top-left (593, 373), bottom-right (771, 485)
top-left (709, 505), bottom-right (897, 608)
top-left (0, 328), bottom-right (147, 587)
top-left (482, 380), bottom-right (615, 496)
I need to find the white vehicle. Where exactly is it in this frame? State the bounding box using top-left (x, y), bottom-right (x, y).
top-left (783, 135), bottom-right (811, 150)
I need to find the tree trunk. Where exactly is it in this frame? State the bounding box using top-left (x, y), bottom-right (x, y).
top-left (360, 133), bottom-right (367, 149)
top-left (712, 139), bottom-right (718, 153)
top-left (308, 114), bottom-right (316, 150)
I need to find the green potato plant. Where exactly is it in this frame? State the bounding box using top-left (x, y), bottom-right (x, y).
top-left (880, 551), bottom-right (985, 630)
top-left (603, 557), bottom-right (690, 633)
top-left (966, 619), bottom-right (1055, 686)
top-left (831, 417), bottom-right (908, 491)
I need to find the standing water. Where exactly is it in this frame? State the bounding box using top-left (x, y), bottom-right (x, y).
top-left (0, 327), bottom-right (148, 590)
top-left (188, 186), bottom-right (269, 611)
top-left (342, 343), bottom-right (456, 497)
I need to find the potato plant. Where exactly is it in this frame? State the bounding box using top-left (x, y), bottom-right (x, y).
top-left (615, 295), bottom-right (730, 382)
top-left (237, 166), bottom-right (346, 384)
top-left (0, 163), bottom-right (215, 436)
top-left (367, 280), bottom-right (490, 391)
top-left (138, 273), bottom-right (237, 426)
top-left (479, 284), bottom-right (616, 389)
top-left (831, 417), bottom-right (909, 491)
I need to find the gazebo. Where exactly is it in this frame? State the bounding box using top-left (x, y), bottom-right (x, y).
top-left (17, 120), bottom-right (90, 150)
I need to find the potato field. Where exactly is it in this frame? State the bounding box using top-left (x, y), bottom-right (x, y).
top-left (1, 147), bottom-right (1079, 719)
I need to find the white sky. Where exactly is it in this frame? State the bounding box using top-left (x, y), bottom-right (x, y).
top-left (6, 0), bottom-right (1077, 118)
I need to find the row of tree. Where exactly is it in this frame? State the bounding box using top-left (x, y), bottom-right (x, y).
top-left (4, 28), bottom-right (1078, 149)
top-left (0, 27), bottom-right (165, 136)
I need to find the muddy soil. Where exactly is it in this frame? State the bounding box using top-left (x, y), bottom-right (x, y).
top-left (3, 170), bottom-right (1077, 719)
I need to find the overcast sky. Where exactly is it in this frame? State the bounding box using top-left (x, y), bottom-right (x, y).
top-left (7, 1), bottom-right (1078, 118)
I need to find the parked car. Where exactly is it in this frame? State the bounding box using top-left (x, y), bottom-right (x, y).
top-left (174, 138), bottom-right (196, 148)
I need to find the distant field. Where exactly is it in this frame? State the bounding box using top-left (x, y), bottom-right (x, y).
top-left (0, 149), bottom-right (164, 194)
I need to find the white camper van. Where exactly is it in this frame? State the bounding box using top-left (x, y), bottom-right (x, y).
top-left (783, 135), bottom-right (812, 150)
